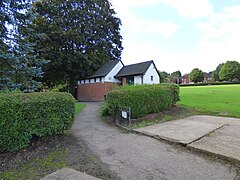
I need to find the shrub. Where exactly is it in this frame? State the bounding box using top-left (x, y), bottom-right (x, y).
top-left (101, 84), bottom-right (179, 118)
top-left (180, 82), bottom-right (240, 87)
top-left (0, 92), bottom-right (75, 152)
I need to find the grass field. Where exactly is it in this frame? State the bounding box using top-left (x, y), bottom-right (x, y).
top-left (178, 85), bottom-right (240, 118)
top-left (75, 103), bottom-right (86, 115)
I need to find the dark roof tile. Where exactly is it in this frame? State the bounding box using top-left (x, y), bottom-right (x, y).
top-left (90, 60), bottom-right (121, 78)
top-left (115, 60), bottom-right (153, 78)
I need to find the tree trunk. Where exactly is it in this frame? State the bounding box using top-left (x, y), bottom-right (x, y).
top-left (69, 75), bottom-right (76, 99)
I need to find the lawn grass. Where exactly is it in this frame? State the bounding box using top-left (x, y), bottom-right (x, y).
top-left (178, 84), bottom-right (240, 118)
top-left (75, 103), bottom-right (86, 115)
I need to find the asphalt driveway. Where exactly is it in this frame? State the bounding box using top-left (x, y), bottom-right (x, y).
top-left (71, 102), bottom-right (240, 180)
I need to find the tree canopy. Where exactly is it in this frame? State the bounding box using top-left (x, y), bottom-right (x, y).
top-left (219, 61), bottom-right (240, 81)
top-left (189, 68), bottom-right (204, 83)
top-left (169, 70), bottom-right (182, 84)
top-left (0, 0), bottom-right (47, 91)
top-left (31, 0), bottom-right (123, 95)
top-left (211, 63), bottom-right (224, 82)
top-left (159, 71), bottom-right (169, 83)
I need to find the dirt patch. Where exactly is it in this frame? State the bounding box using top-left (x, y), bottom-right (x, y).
top-left (131, 105), bottom-right (197, 129)
top-left (0, 134), bottom-right (118, 180)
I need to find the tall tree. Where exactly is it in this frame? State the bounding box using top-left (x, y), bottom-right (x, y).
top-left (219, 61), bottom-right (240, 81)
top-left (0, 0), bottom-right (47, 91)
top-left (32, 0), bottom-right (123, 96)
top-left (211, 63), bottom-right (224, 82)
top-left (170, 70), bottom-right (182, 84)
top-left (159, 71), bottom-right (169, 83)
top-left (189, 68), bottom-right (204, 83)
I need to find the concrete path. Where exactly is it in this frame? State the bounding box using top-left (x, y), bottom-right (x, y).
top-left (186, 116), bottom-right (240, 163)
top-left (134, 119), bottom-right (225, 144)
top-left (135, 115), bottom-right (240, 164)
top-left (70, 103), bottom-right (239, 180)
top-left (40, 168), bottom-right (101, 180)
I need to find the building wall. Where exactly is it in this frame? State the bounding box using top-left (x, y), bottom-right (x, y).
top-left (143, 63), bottom-right (160, 84)
top-left (104, 61), bottom-right (123, 83)
top-left (77, 82), bottom-right (120, 102)
top-left (134, 75), bottom-right (142, 85)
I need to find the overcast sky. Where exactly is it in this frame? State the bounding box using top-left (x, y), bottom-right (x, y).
top-left (110, 0), bottom-right (240, 74)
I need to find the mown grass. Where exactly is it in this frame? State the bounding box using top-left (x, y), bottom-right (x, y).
top-left (75, 103), bottom-right (86, 115)
top-left (178, 85), bottom-right (240, 118)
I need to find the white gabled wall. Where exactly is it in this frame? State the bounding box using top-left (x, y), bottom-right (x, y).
top-left (104, 61), bottom-right (123, 83)
top-left (143, 63), bottom-right (160, 84)
top-left (134, 75), bottom-right (142, 85)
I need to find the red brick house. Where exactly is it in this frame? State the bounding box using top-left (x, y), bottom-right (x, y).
top-left (203, 72), bottom-right (212, 83)
top-left (182, 74), bottom-right (189, 84)
top-left (77, 60), bottom-right (160, 101)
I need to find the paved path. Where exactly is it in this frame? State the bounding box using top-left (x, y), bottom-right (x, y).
top-left (40, 168), bottom-right (101, 180)
top-left (71, 103), bottom-right (239, 180)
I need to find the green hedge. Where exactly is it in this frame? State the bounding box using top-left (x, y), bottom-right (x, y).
top-left (101, 84), bottom-right (179, 118)
top-left (0, 92), bottom-right (75, 152)
top-left (180, 82), bottom-right (240, 87)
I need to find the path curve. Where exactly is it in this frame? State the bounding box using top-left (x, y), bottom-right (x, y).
top-left (71, 102), bottom-right (239, 180)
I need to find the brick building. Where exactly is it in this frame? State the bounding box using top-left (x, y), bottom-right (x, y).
top-left (77, 60), bottom-right (160, 101)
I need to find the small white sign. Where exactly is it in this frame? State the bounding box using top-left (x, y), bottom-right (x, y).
top-left (122, 111), bottom-right (128, 119)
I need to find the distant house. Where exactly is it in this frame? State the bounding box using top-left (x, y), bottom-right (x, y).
top-left (182, 74), bottom-right (189, 84)
top-left (203, 72), bottom-right (212, 83)
top-left (77, 60), bottom-right (160, 101)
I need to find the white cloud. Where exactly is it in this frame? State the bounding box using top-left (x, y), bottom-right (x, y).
top-left (110, 0), bottom-right (181, 38)
top-left (111, 0), bottom-right (213, 19)
top-left (109, 1), bottom-right (240, 74)
top-left (195, 5), bottom-right (240, 63)
top-left (167, 0), bottom-right (213, 18)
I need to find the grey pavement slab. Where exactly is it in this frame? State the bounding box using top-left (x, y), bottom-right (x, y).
top-left (180, 115), bottom-right (240, 125)
top-left (71, 103), bottom-right (240, 180)
top-left (40, 168), bottom-right (101, 180)
top-left (189, 124), bottom-right (240, 163)
top-left (134, 119), bottom-right (225, 145)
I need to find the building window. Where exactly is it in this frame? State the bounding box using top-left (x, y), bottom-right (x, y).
top-left (151, 76), bottom-right (153, 81)
top-left (126, 76), bottom-right (134, 85)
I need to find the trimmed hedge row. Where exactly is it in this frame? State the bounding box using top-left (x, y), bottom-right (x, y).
top-left (101, 84), bottom-right (179, 118)
top-left (0, 92), bottom-right (75, 152)
top-left (180, 82), bottom-right (240, 87)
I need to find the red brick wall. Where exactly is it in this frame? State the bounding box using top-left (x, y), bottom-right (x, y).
top-left (77, 82), bottom-right (120, 102)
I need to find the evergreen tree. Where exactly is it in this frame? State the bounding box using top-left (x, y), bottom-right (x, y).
top-left (0, 0), bottom-right (47, 91)
top-left (32, 0), bottom-right (123, 96)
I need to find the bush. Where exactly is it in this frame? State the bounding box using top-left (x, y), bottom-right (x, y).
top-left (0, 92), bottom-right (75, 152)
top-left (180, 82), bottom-right (240, 87)
top-left (101, 84), bottom-right (179, 118)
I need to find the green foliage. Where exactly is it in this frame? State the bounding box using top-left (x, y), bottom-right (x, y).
top-left (189, 68), bottom-right (204, 83)
top-left (159, 71), bottom-right (170, 83)
top-left (101, 84), bottom-right (179, 118)
top-left (169, 70), bottom-right (182, 84)
top-left (0, 92), bottom-right (75, 152)
top-left (180, 81), bottom-right (240, 87)
top-left (0, 0), bottom-right (48, 91)
top-left (31, 0), bottom-right (123, 95)
top-left (219, 61), bottom-right (240, 81)
top-left (211, 63), bottom-right (224, 82)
